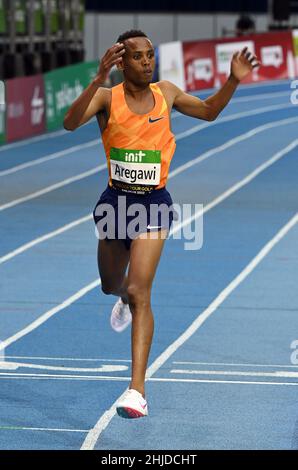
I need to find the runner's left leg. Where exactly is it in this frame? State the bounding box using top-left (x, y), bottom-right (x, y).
top-left (97, 239), bottom-right (130, 303)
top-left (126, 230), bottom-right (168, 397)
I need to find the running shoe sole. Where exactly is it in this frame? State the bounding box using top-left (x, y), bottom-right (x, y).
top-left (116, 406), bottom-right (146, 419)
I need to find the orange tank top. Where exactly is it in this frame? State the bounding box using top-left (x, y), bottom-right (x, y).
top-left (101, 82), bottom-right (176, 194)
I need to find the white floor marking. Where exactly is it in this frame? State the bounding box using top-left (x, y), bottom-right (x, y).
top-left (0, 426), bottom-right (89, 433)
top-left (149, 378), bottom-right (298, 386)
top-left (0, 372), bottom-right (130, 380)
top-left (170, 139), bottom-right (298, 235)
top-left (0, 82), bottom-right (295, 445)
top-left (1, 139), bottom-right (297, 368)
top-left (0, 373), bottom-right (297, 387)
top-left (0, 88), bottom-right (288, 174)
top-left (0, 102), bottom-right (293, 210)
top-left (81, 211), bottom-right (298, 449)
top-left (170, 116), bottom-right (298, 179)
top-left (0, 104), bottom-right (297, 211)
top-left (4, 355), bottom-right (131, 362)
top-left (175, 103), bottom-right (293, 140)
top-left (170, 369), bottom-right (298, 378)
top-left (171, 90), bottom-right (290, 118)
top-left (0, 117), bottom-right (95, 152)
top-left (0, 361), bottom-right (128, 372)
top-left (0, 129), bottom-right (69, 152)
top-left (0, 279), bottom-right (101, 352)
top-left (1, 116), bottom-right (297, 266)
top-left (0, 214), bottom-right (93, 265)
top-left (173, 361), bottom-right (298, 369)
top-left (0, 164), bottom-right (106, 212)
top-left (0, 139), bottom-right (100, 177)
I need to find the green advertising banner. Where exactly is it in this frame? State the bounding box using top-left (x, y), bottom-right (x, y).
top-left (0, 80), bottom-right (5, 144)
top-left (44, 61), bottom-right (98, 131)
top-left (293, 30), bottom-right (298, 57)
top-left (0, 0), bottom-right (6, 34)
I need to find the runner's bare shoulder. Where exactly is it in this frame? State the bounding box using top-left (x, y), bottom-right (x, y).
top-left (94, 87), bottom-right (112, 114)
top-left (155, 80), bottom-right (177, 110)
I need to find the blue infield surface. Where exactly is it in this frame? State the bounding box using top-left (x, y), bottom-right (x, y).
top-left (0, 79), bottom-right (297, 450)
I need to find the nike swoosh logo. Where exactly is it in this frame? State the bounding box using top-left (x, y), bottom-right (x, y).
top-left (140, 401), bottom-right (147, 409)
top-left (149, 117), bottom-right (164, 123)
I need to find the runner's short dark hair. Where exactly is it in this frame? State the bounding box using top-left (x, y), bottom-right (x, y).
top-left (117, 30), bottom-right (148, 43)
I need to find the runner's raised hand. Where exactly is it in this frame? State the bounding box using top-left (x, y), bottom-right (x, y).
top-left (94, 43), bottom-right (126, 85)
top-left (230, 46), bottom-right (261, 82)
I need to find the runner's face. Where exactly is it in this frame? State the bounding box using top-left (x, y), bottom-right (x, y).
top-left (120, 37), bottom-right (155, 85)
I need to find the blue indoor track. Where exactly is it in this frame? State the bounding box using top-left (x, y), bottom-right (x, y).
top-left (0, 79), bottom-right (297, 450)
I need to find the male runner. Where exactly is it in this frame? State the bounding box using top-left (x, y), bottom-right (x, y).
top-left (64, 30), bottom-right (259, 419)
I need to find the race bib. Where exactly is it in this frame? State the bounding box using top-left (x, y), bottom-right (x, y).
top-left (110, 147), bottom-right (161, 187)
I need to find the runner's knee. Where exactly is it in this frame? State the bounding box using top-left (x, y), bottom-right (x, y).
top-left (127, 283), bottom-right (151, 309)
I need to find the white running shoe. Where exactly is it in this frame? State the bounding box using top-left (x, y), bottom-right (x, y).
top-left (116, 389), bottom-right (148, 419)
top-left (110, 298), bottom-right (132, 333)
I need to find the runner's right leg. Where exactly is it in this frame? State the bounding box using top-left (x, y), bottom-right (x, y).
top-left (97, 239), bottom-right (130, 302)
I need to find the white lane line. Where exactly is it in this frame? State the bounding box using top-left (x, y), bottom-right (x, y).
top-left (0, 79), bottom-right (288, 156)
top-left (170, 116), bottom-right (298, 178)
top-left (171, 369), bottom-right (298, 378)
top-left (0, 102), bottom-right (292, 180)
top-left (150, 377), bottom-right (298, 386)
top-left (0, 103), bottom-right (293, 213)
top-left (170, 139), bottom-right (298, 235)
top-left (0, 279), bottom-right (101, 352)
top-left (0, 426), bottom-right (89, 433)
top-left (0, 140), bottom-right (99, 177)
top-left (0, 214), bottom-right (92, 265)
top-left (0, 164), bottom-right (106, 212)
top-left (219, 90), bottom-right (290, 103)
top-left (0, 361), bottom-right (128, 372)
top-left (173, 361), bottom-right (298, 369)
top-left (171, 90), bottom-right (290, 118)
top-left (0, 118), bottom-right (96, 152)
top-left (4, 355), bottom-right (131, 362)
top-left (150, 378), bottom-right (298, 386)
top-left (1, 116), bottom-right (297, 266)
top-left (0, 372), bottom-right (130, 380)
top-left (0, 129), bottom-right (69, 152)
top-left (0, 373), bottom-right (297, 387)
top-left (0, 140), bottom-right (296, 354)
top-left (191, 78), bottom-right (290, 94)
top-left (0, 103), bottom-right (293, 212)
top-left (81, 211), bottom-right (298, 450)
top-left (175, 103), bottom-right (292, 140)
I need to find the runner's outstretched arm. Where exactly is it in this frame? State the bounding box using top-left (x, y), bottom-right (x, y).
top-left (165, 46), bottom-right (260, 122)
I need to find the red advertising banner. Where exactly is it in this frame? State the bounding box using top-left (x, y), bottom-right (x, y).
top-left (6, 75), bottom-right (45, 142)
top-left (183, 40), bottom-right (216, 91)
top-left (183, 31), bottom-right (296, 92)
top-left (253, 31), bottom-right (296, 82)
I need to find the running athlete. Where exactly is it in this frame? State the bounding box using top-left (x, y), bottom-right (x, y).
top-left (64, 30), bottom-right (260, 419)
